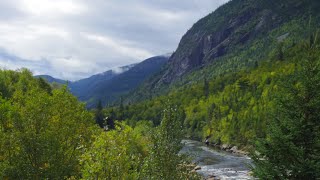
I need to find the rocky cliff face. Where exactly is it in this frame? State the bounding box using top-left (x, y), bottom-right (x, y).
top-left (125, 0), bottom-right (320, 103)
top-left (157, 0), bottom-right (315, 85)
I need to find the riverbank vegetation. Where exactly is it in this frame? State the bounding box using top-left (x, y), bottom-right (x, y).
top-left (0, 69), bottom-right (199, 179)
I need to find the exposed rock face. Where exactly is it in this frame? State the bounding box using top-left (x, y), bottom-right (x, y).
top-left (127, 0), bottom-right (320, 103)
top-left (156, 0), bottom-right (309, 86)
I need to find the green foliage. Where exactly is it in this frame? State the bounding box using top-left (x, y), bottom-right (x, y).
top-left (1, 1), bottom-right (320, 178)
top-left (252, 33), bottom-right (320, 179)
top-left (141, 104), bottom-right (200, 179)
top-left (95, 100), bottom-right (104, 128)
top-left (80, 123), bottom-right (146, 179)
top-left (110, 59), bottom-right (290, 146)
top-left (0, 69), bottom-right (199, 179)
top-left (81, 106), bottom-right (199, 179)
top-left (111, 32), bottom-right (320, 153)
top-left (0, 69), bottom-right (94, 179)
top-left (127, 0), bottom-right (320, 104)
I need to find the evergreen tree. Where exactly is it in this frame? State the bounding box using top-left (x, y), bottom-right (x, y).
top-left (119, 97), bottom-right (124, 120)
top-left (203, 78), bottom-right (209, 99)
top-left (252, 33), bottom-right (320, 179)
top-left (107, 109), bottom-right (115, 129)
top-left (95, 100), bottom-right (104, 128)
top-left (277, 42), bottom-right (284, 61)
top-left (254, 60), bottom-right (259, 68)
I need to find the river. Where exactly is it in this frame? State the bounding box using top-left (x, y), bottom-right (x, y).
top-left (180, 140), bottom-right (254, 180)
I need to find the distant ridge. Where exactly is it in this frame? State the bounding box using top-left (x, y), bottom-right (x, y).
top-left (38, 55), bottom-right (169, 108)
top-left (35, 75), bottom-right (67, 85)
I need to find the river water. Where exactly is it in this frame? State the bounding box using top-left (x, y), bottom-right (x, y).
top-left (180, 140), bottom-right (254, 180)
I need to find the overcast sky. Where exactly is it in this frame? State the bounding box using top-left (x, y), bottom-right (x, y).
top-left (0, 0), bottom-right (228, 81)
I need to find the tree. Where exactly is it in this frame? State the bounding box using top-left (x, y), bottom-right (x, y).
top-left (141, 103), bottom-right (200, 179)
top-left (37, 77), bottom-right (52, 94)
top-left (276, 42), bottom-right (284, 61)
top-left (119, 96), bottom-right (124, 120)
top-left (252, 34), bottom-right (320, 179)
top-left (203, 78), bottom-right (209, 99)
top-left (80, 123), bottom-right (145, 179)
top-left (95, 100), bottom-right (104, 128)
top-left (0, 70), bottom-right (94, 179)
top-left (104, 108), bottom-right (115, 130)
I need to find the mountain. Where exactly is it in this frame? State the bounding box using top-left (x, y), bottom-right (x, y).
top-left (108, 0), bottom-right (320, 148)
top-left (80, 55), bottom-right (169, 108)
top-left (37, 55), bottom-right (169, 108)
top-left (35, 75), bottom-right (67, 85)
top-left (161, 0), bottom-right (318, 83)
top-left (129, 0), bottom-right (320, 102)
top-left (69, 64), bottom-right (135, 102)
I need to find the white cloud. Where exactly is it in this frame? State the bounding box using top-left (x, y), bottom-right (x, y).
top-left (50, 57), bottom-right (95, 72)
top-left (0, 22), bottom-right (71, 61)
top-left (83, 33), bottom-right (153, 60)
top-left (20, 0), bottom-right (87, 16)
top-left (0, 0), bottom-right (228, 80)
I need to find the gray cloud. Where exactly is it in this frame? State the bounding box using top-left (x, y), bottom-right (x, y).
top-left (0, 0), bottom-right (228, 81)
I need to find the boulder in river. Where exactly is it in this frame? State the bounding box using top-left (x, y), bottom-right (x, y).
top-left (194, 166), bottom-right (201, 171)
top-left (230, 146), bottom-right (238, 152)
top-left (221, 144), bottom-right (231, 150)
top-left (236, 150), bottom-right (248, 156)
top-left (206, 175), bottom-right (217, 180)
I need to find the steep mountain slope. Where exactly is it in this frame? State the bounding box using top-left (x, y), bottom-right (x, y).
top-left (109, 36), bottom-right (320, 148)
top-left (69, 64), bottom-right (135, 101)
top-left (83, 55), bottom-right (169, 108)
top-left (161, 0), bottom-right (318, 83)
top-left (107, 0), bottom-right (320, 146)
top-left (129, 0), bottom-right (320, 102)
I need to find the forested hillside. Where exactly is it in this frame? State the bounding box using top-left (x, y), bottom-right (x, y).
top-left (107, 31), bottom-right (319, 147)
top-left (128, 0), bottom-right (320, 103)
top-left (104, 33), bottom-right (320, 178)
top-left (108, 0), bottom-right (320, 149)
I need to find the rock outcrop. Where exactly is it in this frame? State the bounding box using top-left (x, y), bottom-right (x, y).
top-left (155, 0), bottom-right (312, 86)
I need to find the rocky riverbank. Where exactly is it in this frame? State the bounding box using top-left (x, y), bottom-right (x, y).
top-left (212, 143), bottom-right (249, 156)
top-left (181, 140), bottom-right (253, 179)
top-left (188, 137), bottom-right (250, 156)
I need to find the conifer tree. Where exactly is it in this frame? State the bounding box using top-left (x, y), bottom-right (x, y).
top-left (107, 109), bottom-right (115, 129)
top-left (204, 78), bottom-right (209, 99)
top-left (95, 100), bottom-right (104, 128)
top-left (252, 32), bottom-right (320, 179)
